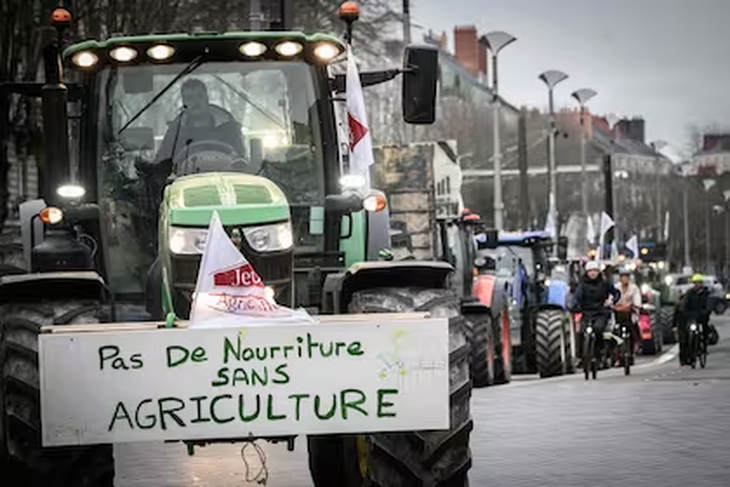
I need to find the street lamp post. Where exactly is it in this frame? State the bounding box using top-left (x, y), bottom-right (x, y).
top-left (571, 88), bottom-right (597, 251)
top-left (650, 140), bottom-right (668, 240)
top-left (539, 70), bottom-right (568, 254)
top-left (481, 32), bottom-right (517, 231)
top-left (703, 178), bottom-right (717, 272)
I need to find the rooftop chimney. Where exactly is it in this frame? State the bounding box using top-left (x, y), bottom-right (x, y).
top-left (702, 134), bottom-right (730, 152)
top-left (454, 26), bottom-right (479, 76)
top-left (616, 118), bottom-right (645, 144)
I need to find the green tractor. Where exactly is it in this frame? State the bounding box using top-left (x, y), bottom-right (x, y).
top-left (0, 6), bottom-right (473, 487)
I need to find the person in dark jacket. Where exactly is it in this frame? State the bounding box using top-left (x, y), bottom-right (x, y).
top-left (572, 261), bottom-right (621, 366)
top-left (677, 273), bottom-right (711, 365)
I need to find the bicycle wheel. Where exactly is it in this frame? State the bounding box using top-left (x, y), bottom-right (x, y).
top-left (622, 331), bottom-right (631, 376)
top-left (583, 332), bottom-right (593, 380)
top-left (699, 330), bottom-right (708, 369)
top-left (591, 349), bottom-right (598, 379)
top-left (689, 332), bottom-right (697, 369)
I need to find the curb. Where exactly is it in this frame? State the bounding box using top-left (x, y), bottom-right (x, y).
top-left (493, 344), bottom-right (681, 389)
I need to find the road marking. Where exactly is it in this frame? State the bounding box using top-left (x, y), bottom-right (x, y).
top-left (495, 344), bottom-right (682, 388)
top-left (634, 344), bottom-right (679, 369)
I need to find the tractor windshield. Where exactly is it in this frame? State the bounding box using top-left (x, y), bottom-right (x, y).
top-left (96, 61), bottom-right (326, 293)
top-left (494, 243), bottom-right (549, 278)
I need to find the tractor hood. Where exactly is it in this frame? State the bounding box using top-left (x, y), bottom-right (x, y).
top-left (165, 172), bottom-right (290, 226)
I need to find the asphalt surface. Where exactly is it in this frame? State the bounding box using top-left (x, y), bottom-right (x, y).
top-left (115, 317), bottom-right (730, 487)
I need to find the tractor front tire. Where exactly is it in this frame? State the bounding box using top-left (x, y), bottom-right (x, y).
top-left (0, 301), bottom-right (114, 487)
top-left (465, 313), bottom-right (495, 388)
top-left (535, 309), bottom-right (568, 378)
top-left (348, 287), bottom-right (472, 487)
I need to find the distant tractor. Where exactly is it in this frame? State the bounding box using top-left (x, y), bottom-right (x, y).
top-left (0, 4), bottom-right (474, 487)
top-left (476, 231), bottom-right (575, 378)
top-left (372, 141), bottom-right (511, 388)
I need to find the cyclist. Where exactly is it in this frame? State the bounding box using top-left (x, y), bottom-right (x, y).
top-left (677, 273), bottom-right (711, 365)
top-left (572, 261), bottom-right (621, 368)
top-left (613, 266), bottom-right (642, 363)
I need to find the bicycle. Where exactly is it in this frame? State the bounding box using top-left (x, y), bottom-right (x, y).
top-left (581, 314), bottom-right (600, 380)
top-left (618, 320), bottom-right (633, 375)
top-left (688, 320), bottom-right (708, 369)
top-left (614, 309), bottom-right (635, 376)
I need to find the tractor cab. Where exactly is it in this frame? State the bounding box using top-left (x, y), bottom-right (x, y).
top-left (24, 30), bottom-right (438, 320)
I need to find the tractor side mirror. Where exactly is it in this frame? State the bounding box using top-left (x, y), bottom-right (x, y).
top-left (402, 45), bottom-right (438, 124)
top-left (476, 229), bottom-right (499, 249)
top-left (325, 193), bottom-right (363, 214)
top-left (557, 236), bottom-right (568, 260)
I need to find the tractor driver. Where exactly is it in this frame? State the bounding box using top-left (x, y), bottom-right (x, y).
top-left (153, 78), bottom-right (247, 170)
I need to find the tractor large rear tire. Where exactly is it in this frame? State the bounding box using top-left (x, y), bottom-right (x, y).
top-left (535, 309), bottom-right (568, 378)
top-left (493, 309), bottom-right (512, 385)
top-left (465, 313), bottom-right (494, 388)
top-left (0, 301), bottom-right (114, 487)
top-left (348, 287), bottom-right (472, 487)
top-left (658, 306), bottom-right (676, 344)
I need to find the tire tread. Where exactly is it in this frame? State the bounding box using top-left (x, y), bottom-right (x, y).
top-left (0, 301), bottom-right (114, 486)
top-left (348, 287), bottom-right (472, 487)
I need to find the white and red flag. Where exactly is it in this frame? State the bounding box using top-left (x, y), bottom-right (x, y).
top-left (189, 212), bottom-right (313, 328)
top-left (346, 46), bottom-right (374, 188)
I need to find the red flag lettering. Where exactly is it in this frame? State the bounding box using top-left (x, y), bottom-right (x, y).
top-left (213, 264), bottom-right (263, 288)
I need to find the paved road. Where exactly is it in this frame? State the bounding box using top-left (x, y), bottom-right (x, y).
top-left (115, 318), bottom-right (730, 486)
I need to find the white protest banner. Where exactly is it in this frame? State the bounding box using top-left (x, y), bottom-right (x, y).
top-left (39, 317), bottom-right (449, 446)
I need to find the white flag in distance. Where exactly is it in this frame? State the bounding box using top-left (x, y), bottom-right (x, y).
top-left (586, 214), bottom-right (596, 244)
top-left (544, 209), bottom-right (556, 238)
top-left (346, 46), bottom-right (374, 187)
top-left (189, 212), bottom-right (313, 328)
top-left (625, 235), bottom-right (639, 259)
top-left (599, 211), bottom-right (615, 237)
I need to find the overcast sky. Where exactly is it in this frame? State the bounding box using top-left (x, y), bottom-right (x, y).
top-left (412, 0), bottom-right (730, 159)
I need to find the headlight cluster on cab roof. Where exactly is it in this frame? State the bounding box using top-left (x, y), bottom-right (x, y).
top-left (67, 34), bottom-right (344, 69)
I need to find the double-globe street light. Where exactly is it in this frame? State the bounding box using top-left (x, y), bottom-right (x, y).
top-left (480, 31), bottom-right (517, 231)
top-left (539, 70), bottom-right (569, 255)
top-left (650, 140), bottom-right (668, 240)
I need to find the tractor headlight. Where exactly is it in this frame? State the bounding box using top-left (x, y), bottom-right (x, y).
top-left (244, 222), bottom-right (293, 252)
top-left (169, 227), bottom-right (209, 255)
top-left (57, 184), bottom-right (86, 199)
